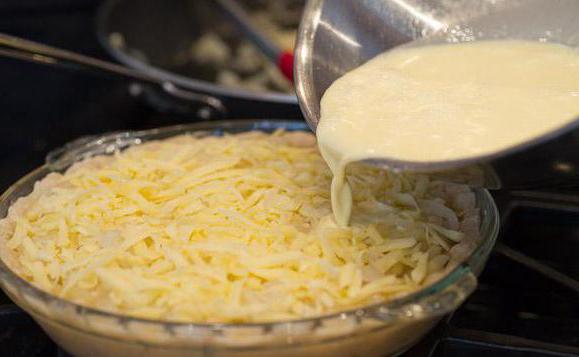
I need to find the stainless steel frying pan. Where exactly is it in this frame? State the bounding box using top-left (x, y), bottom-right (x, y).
top-left (96, 0), bottom-right (303, 119)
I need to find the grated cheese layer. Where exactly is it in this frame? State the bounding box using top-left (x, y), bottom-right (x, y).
top-left (0, 130), bottom-right (480, 322)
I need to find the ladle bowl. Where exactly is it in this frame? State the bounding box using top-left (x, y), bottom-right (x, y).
top-left (295, 0), bottom-right (579, 189)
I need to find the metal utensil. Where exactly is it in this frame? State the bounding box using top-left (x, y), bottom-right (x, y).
top-left (0, 33), bottom-right (227, 118)
top-left (214, 0), bottom-right (294, 82)
top-left (295, 0), bottom-right (579, 189)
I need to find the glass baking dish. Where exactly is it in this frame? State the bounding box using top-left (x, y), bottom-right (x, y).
top-left (0, 119), bottom-right (499, 357)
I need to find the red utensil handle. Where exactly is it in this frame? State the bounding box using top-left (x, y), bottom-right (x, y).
top-left (278, 51), bottom-right (294, 83)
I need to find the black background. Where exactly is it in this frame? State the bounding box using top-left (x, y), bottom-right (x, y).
top-left (0, 0), bottom-right (238, 192)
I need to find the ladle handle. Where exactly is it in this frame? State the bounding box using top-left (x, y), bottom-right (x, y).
top-left (0, 33), bottom-right (227, 117)
top-left (214, 0), bottom-right (294, 82)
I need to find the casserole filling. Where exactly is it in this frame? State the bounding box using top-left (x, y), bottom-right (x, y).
top-left (0, 131), bottom-right (478, 322)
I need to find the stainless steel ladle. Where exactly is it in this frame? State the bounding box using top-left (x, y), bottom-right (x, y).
top-left (295, 0), bottom-right (579, 189)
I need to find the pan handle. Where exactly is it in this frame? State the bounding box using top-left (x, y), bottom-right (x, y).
top-left (160, 82), bottom-right (227, 119)
top-left (0, 33), bottom-right (228, 119)
top-left (127, 82), bottom-right (228, 119)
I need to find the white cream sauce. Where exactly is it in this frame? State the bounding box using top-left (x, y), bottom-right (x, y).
top-left (317, 40), bottom-right (579, 226)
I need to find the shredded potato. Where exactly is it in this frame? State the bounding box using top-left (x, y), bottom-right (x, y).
top-left (0, 130), bottom-right (479, 323)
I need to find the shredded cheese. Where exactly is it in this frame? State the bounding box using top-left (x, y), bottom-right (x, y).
top-left (0, 130), bottom-right (479, 322)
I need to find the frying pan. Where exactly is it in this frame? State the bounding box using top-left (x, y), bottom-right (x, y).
top-left (96, 0), bottom-right (303, 119)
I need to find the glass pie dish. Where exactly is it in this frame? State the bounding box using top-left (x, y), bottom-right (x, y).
top-left (0, 119), bottom-right (499, 357)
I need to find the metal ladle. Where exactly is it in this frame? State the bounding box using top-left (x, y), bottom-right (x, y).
top-left (0, 33), bottom-right (227, 118)
top-left (295, 0), bottom-right (579, 189)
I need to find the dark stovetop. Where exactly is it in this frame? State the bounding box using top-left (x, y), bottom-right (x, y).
top-left (0, 1), bottom-right (578, 356)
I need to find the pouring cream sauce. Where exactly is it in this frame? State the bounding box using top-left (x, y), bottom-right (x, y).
top-left (317, 40), bottom-right (579, 226)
